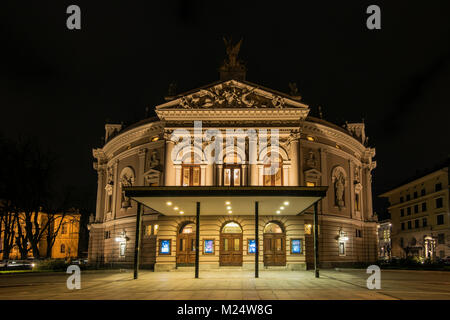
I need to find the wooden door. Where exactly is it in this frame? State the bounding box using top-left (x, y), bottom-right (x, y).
top-left (176, 233), bottom-right (196, 265)
top-left (263, 234), bottom-right (286, 266)
top-left (223, 165), bottom-right (242, 186)
top-left (220, 234), bottom-right (243, 266)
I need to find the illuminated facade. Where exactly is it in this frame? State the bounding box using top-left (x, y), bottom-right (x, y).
top-left (89, 75), bottom-right (378, 270)
top-left (380, 164), bottom-right (449, 260)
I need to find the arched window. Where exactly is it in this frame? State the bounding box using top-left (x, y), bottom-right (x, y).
top-left (264, 222), bottom-right (283, 234)
top-left (60, 244), bottom-right (66, 253)
top-left (263, 153), bottom-right (283, 186)
top-left (221, 222), bottom-right (242, 233)
top-left (223, 153), bottom-right (242, 186)
top-left (180, 223), bottom-right (195, 234)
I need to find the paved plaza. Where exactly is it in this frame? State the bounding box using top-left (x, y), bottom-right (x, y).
top-left (0, 268), bottom-right (450, 300)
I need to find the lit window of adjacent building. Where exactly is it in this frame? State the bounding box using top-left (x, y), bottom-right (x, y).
top-left (407, 221), bottom-right (412, 229)
top-left (413, 191), bottom-right (418, 199)
top-left (407, 207), bottom-right (411, 215)
top-left (438, 233), bottom-right (445, 244)
top-left (422, 218), bottom-right (427, 227)
top-left (436, 198), bottom-right (443, 209)
top-left (400, 208), bottom-right (404, 217)
top-left (437, 214), bottom-right (444, 225)
top-left (435, 183), bottom-right (442, 192)
top-left (414, 204), bottom-right (419, 214)
top-left (422, 202), bottom-right (427, 212)
top-left (401, 222), bottom-right (405, 230)
top-left (414, 219), bottom-right (419, 228)
top-left (421, 189), bottom-right (426, 196)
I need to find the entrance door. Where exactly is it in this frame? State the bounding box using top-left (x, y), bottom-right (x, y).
top-left (220, 222), bottom-right (243, 266)
top-left (177, 224), bottom-right (196, 265)
top-left (263, 222), bottom-right (286, 266)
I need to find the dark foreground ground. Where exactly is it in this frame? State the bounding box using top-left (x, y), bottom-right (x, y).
top-left (0, 268), bottom-right (449, 300)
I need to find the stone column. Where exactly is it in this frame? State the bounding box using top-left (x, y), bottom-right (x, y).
top-left (349, 160), bottom-right (355, 218)
top-left (249, 136), bottom-right (258, 186)
top-left (216, 164), bottom-right (223, 186)
top-left (164, 139), bottom-right (175, 186)
top-left (206, 164), bottom-right (214, 186)
top-left (258, 165), bottom-right (264, 186)
top-left (242, 164), bottom-right (248, 186)
top-left (112, 159), bottom-right (119, 219)
top-left (137, 148), bottom-right (147, 186)
top-left (94, 164), bottom-right (106, 222)
top-left (174, 165), bottom-right (182, 186)
top-left (289, 132), bottom-right (300, 186)
top-left (200, 164), bottom-right (207, 186)
top-left (283, 165), bottom-right (290, 186)
top-left (319, 148), bottom-right (328, 213)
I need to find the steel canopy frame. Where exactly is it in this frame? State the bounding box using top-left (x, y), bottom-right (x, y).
top-left (125, 186), bottom-right (327, 279)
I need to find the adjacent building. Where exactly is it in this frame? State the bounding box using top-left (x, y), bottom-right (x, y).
top-left (379, 162), bottom-right (449, 260)
top-left (0, 211), bottom-right (80, 260)
top-left (377, 220), bottom-right (392, 260)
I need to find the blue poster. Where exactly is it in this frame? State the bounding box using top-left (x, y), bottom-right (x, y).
top-left (204, 240), bottom-right (214, 253)
top-left (160, 240), bottom-right (170, 254)
top-left (292, 239), bottom-right (302, 254)
top-left (248, 239), bottom-right (256, 253)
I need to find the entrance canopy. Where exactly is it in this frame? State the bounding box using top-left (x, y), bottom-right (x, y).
top-left (124, 186), bottom-right (328, 216)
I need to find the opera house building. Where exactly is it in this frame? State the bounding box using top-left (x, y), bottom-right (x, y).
top-left (88, 48), bottom-right (378, 275)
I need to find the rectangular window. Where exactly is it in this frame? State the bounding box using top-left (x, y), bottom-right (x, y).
top-left (407, 221), bottom-right (412, 229)
top-left (400, 238), bottom-right (404, 247)
top-left (436, 198), bottom-right (443, 208)
top-left (61, 223), bottom-right (67, 234)
top-left (107, 194), bottom-right (112, 212)
top-left (338, 241), bottom-right (345, 256)
top-left (422, 202), bottom-right (427, 212)
top-left (181, 166), bottom-right (201, 186)
top-left (291, 239), bottom-right (302, 254)
top-left (248, 239), bottom-right (256, 254)
top-left (437, 214), bottom-right (444, 225)
top-left (159, 239), bottom-right (171, 254)
top-left (406, 194), bottom-right (411, 201)
top-left (306, 181), bottom-right (316, 187)
top-left (145, 225), bottom-right (152, 236)
top-left (304, 224), bottom-right (312, 235)
top-left (407, 207), bottom-right (411, 215)
top-left (438, 233), bottom-right (445, 244)
top-left (421, 189), bottom-right (426, 196)
top-left (234, 238), bottom-right (240, 251)
top-left (355, 229), bottom-right (362, 238)
top-left (104, 231), bottom-right (110, 239)
top-left (422, 218), bottom-right (427, 227)
top-left (203, 239), bottom-right (214, 254)
top-left (414, 219), bottom-right (419, 228)
top-left (413, 191), bottom-right (418, 199)
top-left (435, 183), bottom-right (442, 192)
top-left (414, 205), bottom-right (419, 214)
top-left (224, 168), bottom-right (231, 186)
top-left (400, 196), bottom-right (404, 203)
top-left (401, 222), bottom-right (405, 230)
top-left (400, 208), bottom-right (404, 217)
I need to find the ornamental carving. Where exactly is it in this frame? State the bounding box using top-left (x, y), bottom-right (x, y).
top-left (331, 166), bottom-right (347, 209)
top-left (145, 149), bottom-right (160, 171)
top-left (120, 166), bottom-right (135, 208)
top-left (304, 149), bottom-right (319, 169)
top-left (174, 83), bottom-right (287, 109)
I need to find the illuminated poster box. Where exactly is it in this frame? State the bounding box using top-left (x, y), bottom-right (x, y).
top-left (159, 239), bottom-right (171, 254)
top-left (291, 239), bottom-right (302, 254)
top-left (248, 239), bottom-right (256, 254)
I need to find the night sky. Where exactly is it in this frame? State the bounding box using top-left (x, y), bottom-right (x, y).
top-left (1, 1), bottom-right (449, 216)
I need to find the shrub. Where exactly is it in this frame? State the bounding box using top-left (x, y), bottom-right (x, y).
top-left (36, 259), bottom-right (69, 271)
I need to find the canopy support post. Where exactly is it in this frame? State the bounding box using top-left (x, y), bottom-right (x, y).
top-left (255, 201), bottom-right (259, 278)
top-left (314, 201), bottom-right (320, 278)
top-left (195, 202), bottom-right (200, 279)
top-left (133, 202), bottom-right (143, 280)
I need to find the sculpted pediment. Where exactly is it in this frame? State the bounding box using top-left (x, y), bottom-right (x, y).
top-left (156, 80), bottom-right (308, 110)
